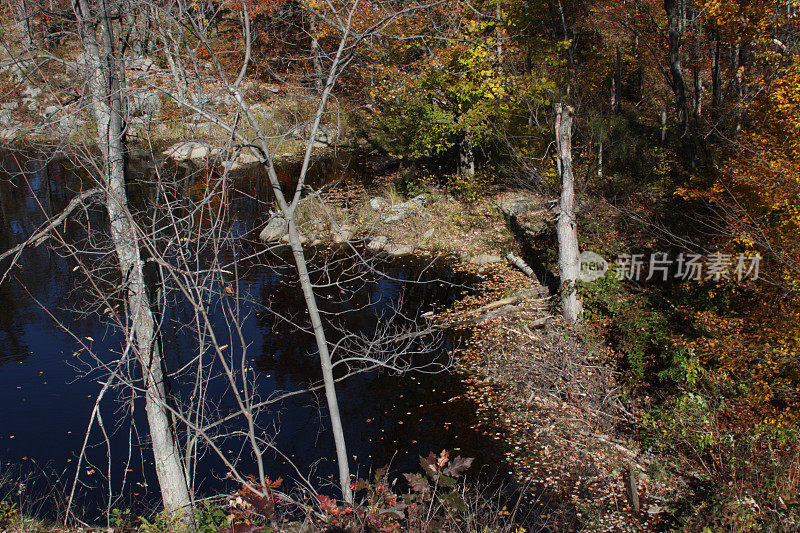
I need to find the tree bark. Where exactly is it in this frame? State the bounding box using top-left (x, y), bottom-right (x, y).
top-left (554, 104), bottom-right (582, 323)
top-left (613, 46), bottom-right (622, 113)
top-left (459, 135), bottom-right (476, 178)
top-left (18, 0), bottom-right (34, 48)
top-left (308, 12), bottom-right (324, 93)
top-left (732, 42), bottom-right (743, 131)
top-left (711, 34), bottom-right (721, 110)
top-left (664, 0), bottom-right (688, 132)
top-left (692, 64), bottom-right (702, 121)
top-left (286, 216), bottom-right (353, 503)
top-left (74, 0), bottom-right (193, 515)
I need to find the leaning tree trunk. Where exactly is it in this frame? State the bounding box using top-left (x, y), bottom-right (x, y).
top-left (75, 0), bottom-right (193, 515)
top-left (554, 104), bottom-right (582, 323)
top-left (286, 216), bottom-right (353, 503)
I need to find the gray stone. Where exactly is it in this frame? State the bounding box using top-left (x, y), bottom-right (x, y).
top-left (0, 110), bottom-right (11, 126)
top-left (163, 141), bottom-right (213, 162)
top-left (333, 224), bottom-right (357, 244)
top-left (519, 218), bottom-right (548, 236)
top-left (381, 194), bottom-right (430, 224)
top-left (280, 233), bottom-right (308, 245)
top-left (470, 254), bottom-right (504, 265)
top-left (222, 149), bottom-right (261, 171)
top-left (315, 125), bottom-right (335, 145)
top-left (384, 243), bottom-right (413, 257)
top-left (647, 504), bottom-right (663, 516)
top-left (497, 194), bottom-right (543, 218)
top-left (22, 86), bottom-right (42, 99)
top-left (24, 98), bottom-right (39, 111)
top-left (1, 102), bottom-right (19, 111)
top-left (129, 57), bottom-right (156, 72)
top-left (259, 217), bottom-right (287, 243)
top-left (422, 228), bottom-right (435, 239)
top-left (43, 105), bottom-right (59, 118)
top-left (369, 197), bottom-right (389, 211)
top-left (307, 233), bottom-right (322, 247)
top-left (367, 236), bottom-right (388, 251)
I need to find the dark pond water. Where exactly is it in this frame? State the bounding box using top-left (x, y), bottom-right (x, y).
top-left (0, 150), bottom-right (506, 521)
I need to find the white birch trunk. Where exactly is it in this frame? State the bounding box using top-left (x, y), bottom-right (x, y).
top-left (74, 0), bottom-right (193, 515)
top-left (555, 104), bottom-right (582, 323)
top-left (459, 136), bottom-right (475, 178)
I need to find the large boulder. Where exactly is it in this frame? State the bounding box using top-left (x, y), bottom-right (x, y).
top-left (497, 194), bottom-right (549, 236)
top-left (59, 115), bottom-right (79, 133)
top-left (222, 149), bottom-right (261, 172)
top-left (332, 224), bottom-right (357, 244)
top-left (381, 194), bottom-right (430, 224)
top-left (128, 57), bottom-right (156, 72)
top-left (162, 141), bottom-right (213, 162)
top-left (496, 194), bottom-right (544, 218)
top-left (43, 105), bottom-right (60, 118)
top-left (469, 254), bottom-right (504, 266)
top-left (367, 236), bottom-right (388, 251)
top-left (369, 197), bottom-right (389, 211)
top-left (280, 233), bottom-right (308, 245)
top-left (384, 243), bottom-right (414, 257)
top-left (75, 53), bottom-right (90, 74)
top-left (315, 125), bottom-right (335, 146)
top-left (259, 216), bottom-right (287, 243)
top-left (22, 86), bottom-right (42, 99)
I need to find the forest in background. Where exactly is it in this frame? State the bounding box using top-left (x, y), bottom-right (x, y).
top-left (1, 0), bottom-right (800, 531)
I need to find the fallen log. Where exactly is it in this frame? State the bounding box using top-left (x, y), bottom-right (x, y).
top-left (472, 288), bottom-right (547, 315)
top-left (506, 252), bottom-right (536, 278)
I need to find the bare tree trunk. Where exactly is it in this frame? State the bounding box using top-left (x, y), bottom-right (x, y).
top-left (665, 0), bottom-right (688, 132)
top-left (158, 26), bottom-right (187, 101)
top-left (693, 65), bottom-right (702, 120)
top-left (308, 13), bottom-right (324, 93)
top-left (732, 42), bottom-right (743, 131)
top-left (554, 104), bottom-right (581, 323)
top-left (598, 139), bottom-right (603, 178)
top-left (495, 2), bottom-right (503, 70)
top-left (40, 1), bottom-right (51, 50)
top-left (691, 33), bottom-right (702, 121)
top-left (74, 0), bottom-right (193, 515)
top-left (459, 135), bottom-right (475, 178)
top-left (18, 0), bottom-right (34, 48)
top-left (613, 46), bottom-right (622, 113)
top-left (286, 217), bottom-right (353, 503)
top-left (711, 34), bottom-right (721, 110)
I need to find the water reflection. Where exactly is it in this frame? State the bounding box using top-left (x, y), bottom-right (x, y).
top-left (0, 149), bottom-right (497, 520)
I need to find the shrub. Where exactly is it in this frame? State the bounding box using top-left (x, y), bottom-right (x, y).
top-left (0, 500), bottom-right (17, 528)
top-left (580, 274), bottom-right (670, 378)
